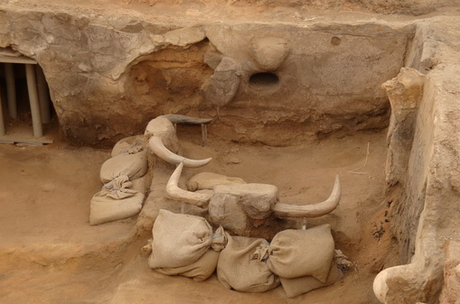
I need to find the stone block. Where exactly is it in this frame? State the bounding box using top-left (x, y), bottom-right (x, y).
top-left (208, 183), bottom-right (278, 235)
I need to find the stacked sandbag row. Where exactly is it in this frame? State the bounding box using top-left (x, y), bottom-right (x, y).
top-left (89, 136), bottom-right (149, 225)
top-left (148, 210), bottom-right (343, 297)
top-left (217, 225), bottom-right (342, 297)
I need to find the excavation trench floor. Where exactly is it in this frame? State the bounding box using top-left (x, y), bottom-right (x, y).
top-left (0, 129), bottom-right (393, 304)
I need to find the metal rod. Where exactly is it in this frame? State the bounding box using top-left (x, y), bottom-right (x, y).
top-left (25, 64), bottom-right (43, 138)
top-left (302, 217), bottom-right (307, 230)
top-left (35, 65), bottom-right (51, 123)
top-left (0, 86), bottom-right (5, 136)
top-left (4, 63), bottom-right (17, 119)
top-left (201, 124), bottom-right (207, 147)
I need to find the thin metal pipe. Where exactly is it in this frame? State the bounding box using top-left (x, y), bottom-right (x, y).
top-left (35, 65), bottom-right (51, 123)
top-left (4, 63), bottom-right (17, 119)
top-left (0, 87), bottom-right (5, 136)
top-left (201, 124), bottom-right (207, 147)
top-left (25, 64), bottom-right (43, 138)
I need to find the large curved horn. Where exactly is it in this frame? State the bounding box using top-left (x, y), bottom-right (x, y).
top-left (273, 175), bottom-right (341, 218)
top-left (166, 162), bottom-right (212, 207)
top-left (149, 135), bottom-right (212, 168)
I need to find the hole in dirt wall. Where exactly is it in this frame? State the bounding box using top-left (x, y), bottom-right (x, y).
top-left (0, 53), bottom-right (57, 142)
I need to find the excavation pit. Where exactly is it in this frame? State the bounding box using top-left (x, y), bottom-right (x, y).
top-left (1, 1), bottom-right (460, 304)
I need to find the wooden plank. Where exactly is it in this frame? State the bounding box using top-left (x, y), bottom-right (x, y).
top-left (0, 55), bottom-right (37, 64)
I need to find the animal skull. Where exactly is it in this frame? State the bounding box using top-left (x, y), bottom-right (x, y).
top-left (165, 161), bottom-right (341, 219)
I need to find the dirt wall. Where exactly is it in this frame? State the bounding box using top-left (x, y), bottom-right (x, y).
top-left (0, 5), bottom-right (413, 146)
top-left (129, 0), bottom-right (460, 16)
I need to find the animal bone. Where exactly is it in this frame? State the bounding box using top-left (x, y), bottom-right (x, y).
top-left (148, 135), bottom-right (212, 168)
top-left (165, 161), bottom-right (340, 219)
top-left (272, 175), bottom-right (341, 218)
top-left (166, 162), bottom-right (212, 207)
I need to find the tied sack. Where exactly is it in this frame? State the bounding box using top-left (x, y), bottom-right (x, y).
top-left (155, 249), bottom-right (220, 282)
top-left (149, 210), bottom-right (225, 269)
top-left (267, 224), bottom-right (335, 282)
top-left (280, 263), bottom-right (343, 298)
top-left (89, 175), bottom-right (144, 225)
top-left (217, 233), bottom-right (280, 293)
top-left (111, 135), bottom-right (144, 157)
top-left (100, 150), bottom-right (148, 183)
top-left (153, 226), bottom-right (226, 282)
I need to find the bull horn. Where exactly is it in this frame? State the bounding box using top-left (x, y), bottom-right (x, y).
top-left (273, 175), bottom-right (341, 218)
top-left (149, 135), bottom-right (212, 168)
top-left (166, 162), bottom-right (212, 207)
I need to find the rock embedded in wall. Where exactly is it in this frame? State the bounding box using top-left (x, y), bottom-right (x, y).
top-left (248, 37), bottom-right (291, 71)
top-left (204, 56), bottom-right (241, 108)
top-left (383, 67), bottom-right (426, 186)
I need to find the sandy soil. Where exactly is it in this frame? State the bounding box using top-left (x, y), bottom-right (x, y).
top-left (0, 120), bottom-right (395, 303)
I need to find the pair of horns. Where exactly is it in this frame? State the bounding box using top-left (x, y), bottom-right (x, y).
top-left (166, 161), bottom-right (341, 218)
top-left (148, 135), bottom-right (212, 168)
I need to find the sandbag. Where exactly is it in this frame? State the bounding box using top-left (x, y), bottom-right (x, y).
top-left (131, 175), bottom-right (148, 195)
top-left (217, 234), bottom-right (280, 293)
top-left (154, 249), bottom-right (220, 282)
top-left (267, 225), bottom-right (335, 282)
top-left (149, 210), bottom-right (224, 269)
top-left (111, 135), bottom-right (144, 157)
top-left (187, 172), bottom-right (246, 191)
top-left (280, 263), bottom-right (343, 298)
top-left (100, 151), bottom-right (148, 183)
top-left (89, 176), bottom-right (144, 225)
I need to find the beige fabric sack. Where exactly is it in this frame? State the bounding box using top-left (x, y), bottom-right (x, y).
top-left (280, 263), bottom-right (343, 298)
top-left (187, 172), bottom-right (246, 191)
top-left (149, 210), bottom-right (223, 269)
top-left (267, 224), bottom-right (335, 282)
top-left (217, 233), bottom-right (280, 293)
top-left (131, 175), bottom-right (149, 195)
top-left (89, 175), bottom-right (144, 225)
top-left (155, 249), bottom-right (220, 282)
top-left (111, 135), bottom-right (144, 157)
top-left (100, 151), bottom-right (148, 183)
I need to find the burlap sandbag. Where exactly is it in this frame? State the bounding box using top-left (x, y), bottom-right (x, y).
top-left (154, 249), bottom-right (220, 282)
top-left (89, 176), bottom-right (144, 225)
top-left (267, 224), bottom-right (335, 282)
top-left (100, 151), bottom-right (148, 183)
top-left (280, 263), bottom-right (343, 298)
top-left (187, 172), bottom-right (246, 191)
top-left (217, 234), bottom-right (280, 293)
top-left (149, 210), bottom-right (223, 269)
top-left (111, 135), bottom-right (144, 157)
top-left (131, 175), bottom-right (148, 195)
